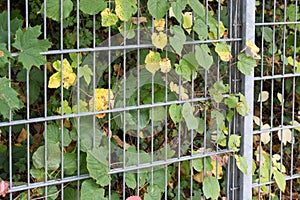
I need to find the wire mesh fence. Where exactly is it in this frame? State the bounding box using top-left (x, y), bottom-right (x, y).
top-left (0, 0), bottom-right (299, 199)
top-left (252, 0), bottom-right (300, 199)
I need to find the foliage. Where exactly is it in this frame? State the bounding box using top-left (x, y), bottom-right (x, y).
top-left (0, 0), bottom-right (293, 199)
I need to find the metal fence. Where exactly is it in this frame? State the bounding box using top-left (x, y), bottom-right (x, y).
top-left (0, 0), bottom-right (299, 199)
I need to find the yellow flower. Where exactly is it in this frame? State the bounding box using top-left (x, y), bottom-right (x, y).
top-left (89, 88), bottom-right (114, 118)
top-left (48, 59), bottom-right (76, 89)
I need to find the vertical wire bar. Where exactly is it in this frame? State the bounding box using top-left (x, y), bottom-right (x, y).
top-left (164, 13), bottom-right (169, 200)
top-left (122, 21), bottom-right (127, 200)
top-left (136, 0), bottom-right (141, 196)
top-left (43, 0), bottom-right (48, 198)
top-left (7, 1), bottom-right (13, 199)
top-left (257, 0), bottom-right (265, 198)
top-left (240, 0), bottom-right (255, 198)
top-left (279, 1), bottom-right (287, 199)
top-left (24, 1), bottom-right (31, 199)
top-left (108, 1), bottom-right (112, 199)
top-left (76, 0), bottom-right (81, 199)
top-left (150, 17), bottom-right (155, 186)
top-left (203, 0), bottom-right (209, 191)
top-left (92, 14), bottom-right (96, 148)
top-left (60, 0), bottom-right (65, 198)
top-left (227, 0), bottom-right (233, 198)
top-left (268, 1), bottom-right (277, 198)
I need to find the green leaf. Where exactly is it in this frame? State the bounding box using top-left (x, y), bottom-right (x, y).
top-left (203, 176), bottom-right (220, 200)
top-left (80, 179), bottom-right (107, 200)
top-left (41, 0), bottom-right (73, 22)
top-left (47, 123), bottom-right (71, 146)
top-left (144, 185), bottom-right (162, 200)
top-left (150, 106), bottom-right (166, 121)
top-left (79, 65), bottom-right (93, 85)
top-left (170, 0), bottom-right (187, 23)
top-left (32, 143), bottom-right (61, 171)
top-left (64, 152), bottom-right (77, 175)
top-left (12, 26), bottom-right (52, 70)
top-left (115, 0), bottom-right (137, 21)
top-left (79, 0), bottom-right (106, 15)
top-left (0, 11), bottom-right (23, 43)
top-left (182, 52), bottom-right (198, 71)
top-left (170, 25), bottom-right (186, 55)
top-left (39, 186), bottom-right (58, 200)
top-left (175, 60), bottom-right (192, 81)
top-left (0, 77), bottom-right (23, 119)
top-left (188, 0), bottom-right (205, 18)
top-left (64, 187), bottom-right (77, 200)
top-left (224, 94), bottom-right (239, 108)
top-left (211, 110), bottom-right (225, 130)
top-left (273, 170), bottom-right (286, 192)
top-left (147, 0), bottom-right (169, 20)
top-left (209, 81), bottom-right (229, 103)
top-left (79, 117), bottom-right (102, 152)
top-left (195, 44), bottom-right (213, 70)
top-left (0, 43), bottom-right (11, 66)
top-left (182, 102), bottom-right (198, 130)
top-left (169, 104), bottom-right (182, 124)
top-left (234, 155), bottom-right (248, 175)
top-left (228, 135), bottom-right (241, 152)
top-left (236, 93), bottom-right (249, 116)
top-left (126, 172), bottom-right (137, 189)
top-left (263, 27), bottom-right (273, 43)
top-left (30, 168), bottom-right (44, 181)
top-left (237, 53), bottom-right (257, 75)
top-left (192, 158), bottom-right (203, 172)
top-left (194, 18), bottom-right (208, 40)
top-left (101, 8), bottom-right (118, 27)
top-left (86, 147), bottom-right (110, 187)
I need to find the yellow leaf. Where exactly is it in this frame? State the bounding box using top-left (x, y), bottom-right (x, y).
top-left (193, 172), bottom-right (204, 183)
top-left (169, 7), bottom-right (175, 18)
top-left (154, 18), bottom-right (165, 32)
top-left (48, 72), bottom-right (61, 88)
top-left (17, 128), bottom-right (27, 143)
top-left (151, 32), bottom-right (168, 50)
top-left (169, 82), bottom-right (189, 100)
top-left (145, 51), bottom-right (161, 74)
top-left (89, 88), bottom-right (114, 119)
top-left (48, 59), bottom-right (76, 89)
top-left (287, 56), bottom-right (300, 73)
top-left (278, 128), bottom-right (292, 145)
top-left (261, 123), bottom-right (271, 145)
top-left (182, 12), bottom-right (193, 34)
top-left (257, 91), bottom-right (269, 102)
top-left (208, 21), bottom-right (226, 40)
top-left (261, 132), bottom-right (270, 145)
top-left (159, 58), bottom-right (171, 73)
top-left (290, 121), bottom-right (300, 132)
top-left (253, 115), bottom-right (261, 126)
top-left (246, 40), bottom-right (260, 58)
top-left (130, 17), bottom-right (147, 24)
top-left (0, 51), bottom-right (4, 57)
top-left (277, 92), bottom-right (283, 105)
top-left (210, 159), bottom-right (223, 179)
top-left (215, 42), bottom-right (232, 62)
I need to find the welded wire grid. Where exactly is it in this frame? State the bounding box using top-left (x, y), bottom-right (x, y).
top-left (253, 0), bottom-right (300, 199)
top-left (0, 0), bottom-right (248, 199)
